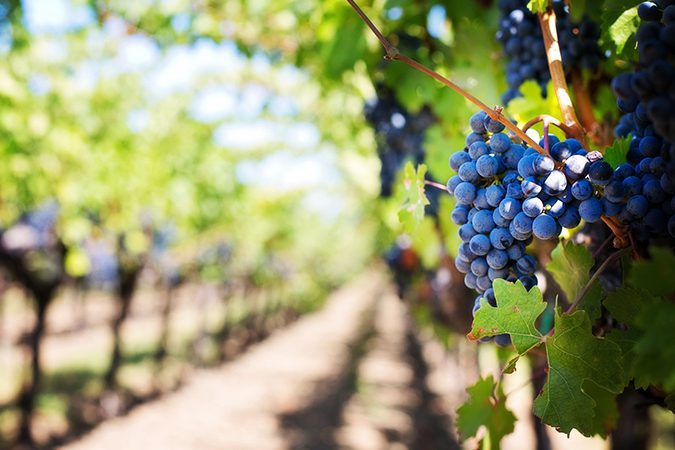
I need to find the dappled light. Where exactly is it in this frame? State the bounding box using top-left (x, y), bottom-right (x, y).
top-left (0, 1), bottom-right (674, 450)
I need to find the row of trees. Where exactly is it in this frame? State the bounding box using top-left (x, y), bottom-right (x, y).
top-left (0, 2), bottom-right (376, 446)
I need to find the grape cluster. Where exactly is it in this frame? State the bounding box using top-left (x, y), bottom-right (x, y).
top-left (613, 1), bottom-right (675, 142)
top-left (364, 84), bottom-right (436, 195)
top-left (497, 0), bottom-right (603, 104)
top-left (447, 111), bottom-right (627, 333)
top-left (610, 1), bottom-right (675, 238)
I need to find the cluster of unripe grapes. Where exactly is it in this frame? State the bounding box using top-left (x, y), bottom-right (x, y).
top-left (497, 0), bottom-right (603, 104)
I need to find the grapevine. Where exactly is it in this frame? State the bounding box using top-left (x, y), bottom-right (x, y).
top-left (348, 0), bottom-right (675, 446)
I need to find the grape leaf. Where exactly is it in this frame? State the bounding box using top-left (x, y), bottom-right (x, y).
top-left (603, 287), bottom-right (653, 327)
top-left (633, 301), bottom-right (675, 392)
top-left (606, 328), bottom-right (644, 387)
top-left (527, 0), bottom-right (548, 14)
top-left (608, 7), bottom-right (639, 55)
top-left (601, 0), bottom-right (640, 59)
top-left (533, 309), bottom-right (624, 437)
top-left (603, 137), bottom-right (631, 169)
top-left (627, 247), bottom-right (675, 296)
top-left (546, 241), bottom-right (602, 321)
top-left (398, 162), bottom-right (430, 231)
top-left (468, 279), bottom-right (546, 353)
top-left (456, 375), bottom-right (516, 447)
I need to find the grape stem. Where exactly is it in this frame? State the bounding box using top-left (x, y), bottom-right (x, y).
top-left (538, 9), bottom-right (587, 145)
top-left (424, 180), bottom-right (449, 192)
top-left (570, 70), bottom-right (606, 146)
top-left (345, 0), bottom-right (548, 155)
top-left (522, 114), bottom-right (575, 137)
top-left (566, 247), bottom-right (631, 314)
top-left (600, 216), bottom-right (631, 249)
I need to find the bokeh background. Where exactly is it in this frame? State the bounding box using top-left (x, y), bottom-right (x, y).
top-left (0, 1), bottom-right (673, 449)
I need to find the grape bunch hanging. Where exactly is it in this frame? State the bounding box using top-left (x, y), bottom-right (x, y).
top-left (497, 0), bottom-right (603, 104)
top-left (364, 84), bottom-right (443, 215)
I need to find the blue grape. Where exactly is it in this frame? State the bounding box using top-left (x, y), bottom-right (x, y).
top-left (533, 155), bottom-right (555, 175)
top-left (469, 234), bottom-right (492, 256)
top-left (490, 227), bottom-right (514, 250)
top-left (450, 151), bottom-right (472, 171)
top-left (543, 170), bottom-right (568, 195)
top-left (571, 179), bottom-right (593, 200)
top-left (493, 208), bottom-right (511, 227)
top-left (532, 214), bottom-right (559, 239)
top-left (474, 188), bottom-right (490, 209)
top-left (563, 154), bottom-right (590, 180)
top-left (522, 197), bottom-right (544, 218)
top-left (487, 248), bottom-right (509, 270)
top-left (472, 209), bottom-right (496, 233)
top-left (512, 212), bottom-right (534, 234)
top-left (544, 198), bottom-right (566, 218)
top-left (470, 111), bottom-right (488, 133)
top-left (507, 242), bottom-right (526, 260)
top-left (558, 204), bottom-right (581, 228)
top-left (516, 254), bottom-right (537, 275)
top-left (490, 133), bottom-right (512, 153)
top-left (451, 205), bottom-right (470, 225)
top-left (459, 161), bottom-right (480, 182)
top-left (486, 185), bottom-right (506, 207)
top-left (454, 182), bottom-right (477, 205)
top-left (588, 161), bottom-right (613, 185)
top-left (498, 197), bottom-right (521, 219)
top-left (471, 257), bottom-right (489, 277)
top-left (476, 155), bottom-right (500, 177)
top-left (469, 141), bottom-right (490, 160)
top-left (455, 257), bottom-right (471, 274)
top-left (521, 176), bottom-right (542, 197)
top-left (626, 194), bottom-right (649, 216)
top-left (579, 197), bottom-right (604, 222)
top-left (459, 223), bottom-right (478, 242)
top-left (447, 175), bottom-right (462, 194)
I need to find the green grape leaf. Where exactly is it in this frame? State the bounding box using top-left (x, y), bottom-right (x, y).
top-left (606, 328), bottom-right (643, 387)
top-left (546, 241), bottom-right (601, 320)
top-left (633, 300), bottom-right (675, 391)
top-left (527, 0), bottom-right (549, 14)
top-left (608, 7), bottom-right (639, 55)
top-left (456, 375), bottom-right (516, 446)
top-left (603, 137), bottom-right (631, 169)
top-left (601, 0), bottom-right (640, 59)
top-left (603, 287), bottom-right (652, 327)
top-left (627, 247), bottom-right (675, 296)
top-left (533, 309), bottom-right (625, 437)
top-left (468, 279), bottom-right (546, 354)
top-left (398, 162), bottom-right (430, 231)
top-left (424, 124), bottom-right (455, 182)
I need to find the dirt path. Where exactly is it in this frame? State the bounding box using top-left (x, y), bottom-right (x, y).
top-left (60, 271), bottom-right (386, 450)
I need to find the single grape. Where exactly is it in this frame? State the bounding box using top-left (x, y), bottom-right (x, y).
top-left (523, 197), bottom-right (544, 218)
top-left (499, 197), bottom-right (522, 220)
top-left (469, 234), bottom-right (492, 256)
top-left (490, 227), bottom-right (514, 250)
top-left (454, 182), bottom-right (477, 205)
top-left (472, 209), bottom-right (496, 233)
top-left (579, 197), bottom-right (604, 222)
top-left (533, 214), bottom-right (559, 239)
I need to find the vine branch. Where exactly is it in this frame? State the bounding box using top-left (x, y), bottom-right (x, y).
top-left (424, 180), bottom-right (449, 192)
top-left (522, 114), bottom-right (575, 136)
top-left (570, 70), bottom-right (603, 145)
top-left (566, 247), bottom-right (631, 314)
top-left (346, 0), bottom-right (547, 155)
top-left (538, 9), bottom-right (586, 145)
